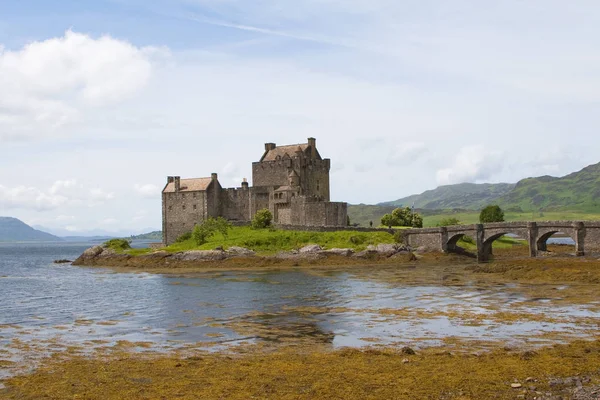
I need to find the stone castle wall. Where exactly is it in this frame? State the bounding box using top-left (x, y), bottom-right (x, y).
top-left (162, 190), bottom-right (209, 245)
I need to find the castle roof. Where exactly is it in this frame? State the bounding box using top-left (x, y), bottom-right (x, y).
top-left (163, 177), bottom-right (213, 193)
top-left (261, 143), bottom-right (317, 161)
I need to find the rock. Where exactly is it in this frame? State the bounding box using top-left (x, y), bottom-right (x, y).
top-left (525, 377), bottom-right (535, 382)
top-left (140, 251), bottom-right (171, 259)
top-left (53, 259), bottom-right (72, 264)
top-left (319, 248), bottom-right (354, 257)
top-left (352, 249), bottom-right (379, 259)
top-left (299, 244), bottom-right (322, 253)
top-left (82, 245), bottom-right (104, 259)
top-left (214, 245), bottom-right (224, 251)
top-left (511, 383), bottom-right (522, 388)
top-left (375, 243), bottom-right (398, 257)
top-left (400, 346), bottom-right (416, 355)
top-left (401, 358), bottom-right (409, 364)
top-left (174, 250), bottom-right (226, 261)
top-left (226, 246), bottom-right (256, 257)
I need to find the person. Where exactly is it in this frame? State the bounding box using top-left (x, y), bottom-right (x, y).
top-left (369, 221), bottom-right (373, 228)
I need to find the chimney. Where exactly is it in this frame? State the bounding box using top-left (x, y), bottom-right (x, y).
top-left (308, 137), bottom-right (316, 160)
top-left (167, 176), bottom-right (174, 183)
top-left (174, 176), bottom-right (181, 192)
top-left (265, 143), bottom-right (276, 152)
top-left (211, 173), bottom-right (218, 181)
top-left (241, 178), bottom-right (249, 189)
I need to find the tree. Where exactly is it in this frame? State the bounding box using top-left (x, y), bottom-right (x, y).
top-left (479, 205), bottom-right (505, 223)
top-left (380, 207), bottom-right (423, 228)
top-left (438, 217), bottom-right (461, 227)
top-left (252, 209), bottom-right (273, 229)
top-left (192, 217), bottom-right (232, 246)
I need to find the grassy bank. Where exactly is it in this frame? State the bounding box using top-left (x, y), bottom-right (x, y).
top-left (128, 226), bottom-right (396, 256)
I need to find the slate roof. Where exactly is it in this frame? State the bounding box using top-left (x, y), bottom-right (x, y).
top-left (163, 177), bottom-right (213, 193)
top-left (261, 143), bottom-right (310, 161)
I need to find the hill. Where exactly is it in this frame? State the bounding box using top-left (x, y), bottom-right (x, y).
top-left (380, 162), bottom-right (600, 213)
top-left (128, 231), bottom-right (162, 240)
top-left (0, 217), bottom-right (63, 242)
top-left (497, 162), bottom-right (600, 212)
top-left (379, 182), bottom-right (515, 210)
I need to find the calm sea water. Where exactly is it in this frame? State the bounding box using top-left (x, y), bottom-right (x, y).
top-left (0, 241), bottom-right (596, 364)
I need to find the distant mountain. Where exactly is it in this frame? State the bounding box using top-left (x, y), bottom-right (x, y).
top-left (128, 231), bottom-right (162, 240)
top-left (497, 162), bottom-right (600, 212)
top-left (379, 182), bottom-right (515, 210)
top-left (0, 217), bottom-right (63, 242)
top-left (33, 225), bottom-right (160, 238)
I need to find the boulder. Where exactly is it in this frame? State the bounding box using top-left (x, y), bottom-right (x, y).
top-left (299, 244), bottom-right (322, 253)
top-left (375, 243), bottom-right (398, 257)
top-left (352, 249), bottom-right (379, 259)
top-left (226, 246), bottom-right (256, 257)
top-left (319, 248), bottom-right (354, 257)
top-left (140, 251), bottom-right (171, 259)
top-left (174, 250), bottom-right (227, 261)
top-left (82, 245), bottom-right (104, 259)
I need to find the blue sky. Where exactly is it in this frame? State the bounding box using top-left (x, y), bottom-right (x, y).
top-left (1, 1), bottom-right (599, 235)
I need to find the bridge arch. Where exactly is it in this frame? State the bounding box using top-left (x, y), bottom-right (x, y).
top-left (536, 229), bottom-right (577, 252)
top-left (480, 229), bottom-right (528, 262)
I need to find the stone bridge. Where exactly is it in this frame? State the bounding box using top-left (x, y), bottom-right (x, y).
top-left (402, 221), bottom-right (600, 262)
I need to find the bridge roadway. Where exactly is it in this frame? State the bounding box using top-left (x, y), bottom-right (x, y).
top-left (402, 221), bottom-right (600, 262)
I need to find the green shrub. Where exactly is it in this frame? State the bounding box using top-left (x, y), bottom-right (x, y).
top-left (252, 209), bottom-right (273, 229)
top-left (438, 217), bottom-right (461, 227)
top-left (380, 207), bottom-right (423, 228)
top-left (479, 205), bottom-right (505, 223)
top-left (191, 217), bottom-right (232, 246)
top-left (175, 232), bottom-right (192, 243)
top-left (349, 234), bottom-right (367, 245)
top-left (393, 230), bottom-right (405, 244)
top-left (103, 238), bottom-right (131, 251)
top-left (460, 235), bottom-right (475, 245)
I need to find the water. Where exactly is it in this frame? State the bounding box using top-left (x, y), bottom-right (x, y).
top-left (0, 242), bottom-right (598, 377)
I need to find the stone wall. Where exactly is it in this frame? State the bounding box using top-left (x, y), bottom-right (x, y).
top-left (162, 190), bottom-right (208, 245)
top-left (220, 187), bottom-right (251, 222)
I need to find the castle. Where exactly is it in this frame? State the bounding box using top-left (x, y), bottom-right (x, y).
top-left (161, 137), bottom-right (348, 245)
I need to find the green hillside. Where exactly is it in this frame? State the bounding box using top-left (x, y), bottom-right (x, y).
top-left (497, 163), bottom-right (600, 213)
top-left (0, 217), bottom-right (63, 242)
top-left (380, 162), bottom-right (600, 214)
top-left (380, 183), bottom-right (515, 210)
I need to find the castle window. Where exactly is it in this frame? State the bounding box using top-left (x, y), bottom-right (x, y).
top-left (193, 192), bottom-right (196, 198)
top-left (168, 206), bottom-right (172, 211)
top-left (193, 205), bottom-right (197, 210)
top-left (182, 205), bottom-right (186, 210)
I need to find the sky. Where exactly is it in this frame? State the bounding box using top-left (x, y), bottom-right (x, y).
top-left (0, 0), bottom-right (599, 235)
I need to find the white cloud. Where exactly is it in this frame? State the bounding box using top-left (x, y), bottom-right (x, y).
top-left (436, 145), bottom-right (505, 186)
top-left (0, 180), bottom-right (115, 211)
top-left (100, 218), bottom-right (119, 225)
top-left (134, 184), bottom-right (160, 198)
top-left (0, 30), bottom-right (159, 141)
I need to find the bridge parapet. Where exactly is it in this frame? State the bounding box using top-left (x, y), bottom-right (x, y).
top-left (402, 220), bottom-right (600, 262)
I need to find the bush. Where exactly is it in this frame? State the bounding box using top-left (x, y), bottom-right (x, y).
top-left (192, 217), bottom-right (233, 246)
top-left (393, 230), bottom-right (404, 244)
top-left (252, 209), bottom-right (273, 229)
top-left (175, 232), bottom-right (192, 243)
top-left (438, 217), bottom-right (461, 227)
top-left (460, 235), bottom-right (475, 245)
top-left (479, 205), bottom-right (505, 223)
top-left (380, 207), bottom-right (423, 228)
top-left (103, 238), bottom-right (131, 251)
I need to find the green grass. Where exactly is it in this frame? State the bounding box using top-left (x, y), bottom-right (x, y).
top-left (456, 235), bottom-right (525, 251)
top-left (147, 226), bottom-right (396, 255)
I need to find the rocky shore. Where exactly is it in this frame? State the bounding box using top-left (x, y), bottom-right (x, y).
top-left (73, 243), bottom-right (417, 270)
